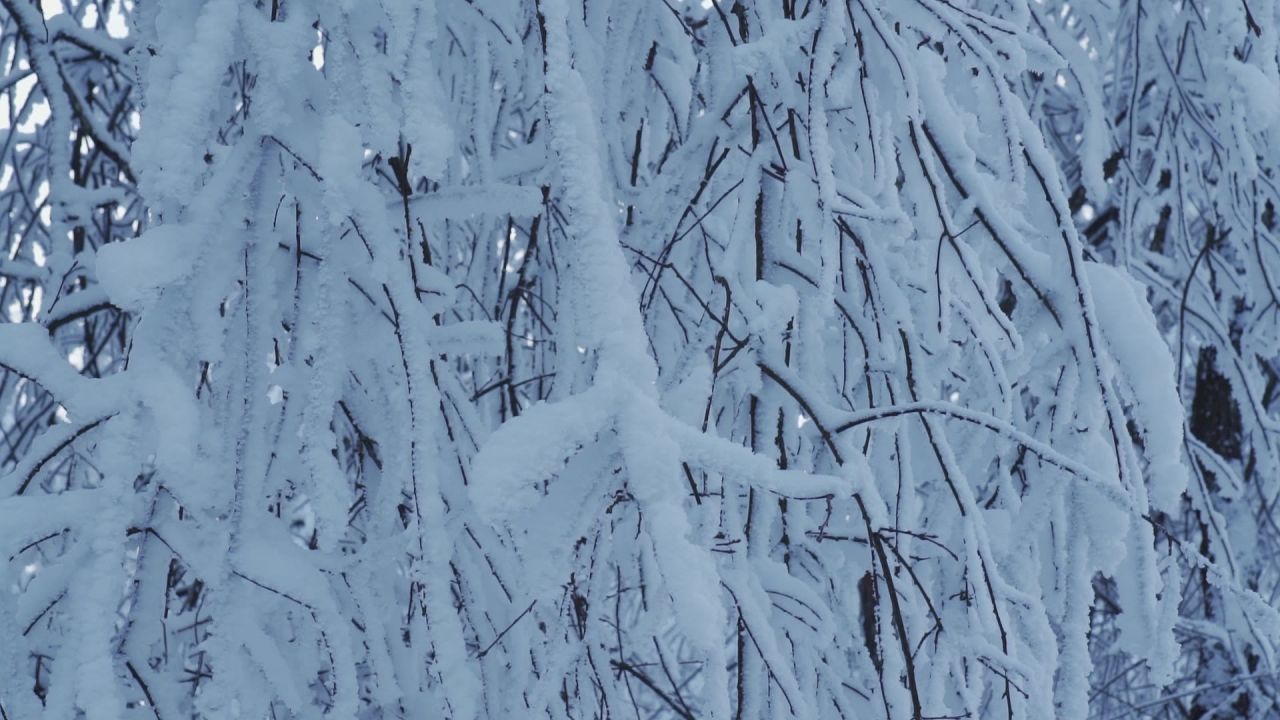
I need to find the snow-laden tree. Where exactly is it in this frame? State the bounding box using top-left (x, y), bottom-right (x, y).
top-left (1028, 1), bottom-right (1280, 715)
top-left (0, 0), bottom-right (138, 714)
top-left (1, 1), bottom-right (1277, 719)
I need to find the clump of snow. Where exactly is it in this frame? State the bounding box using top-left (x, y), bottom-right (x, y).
top-left (95, 223), bottom-right (199, 311)
top-left (1084, 261), bottom-right (1186, 512)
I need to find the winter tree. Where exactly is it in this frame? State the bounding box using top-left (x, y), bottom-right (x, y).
top-left (2, 0), bottom-right (1279, 719)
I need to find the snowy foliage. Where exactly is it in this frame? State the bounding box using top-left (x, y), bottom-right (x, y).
top-left (1027, 2), bottom-right (1280, 715)
top-left (0, 0), bottom-right (1278, 718)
